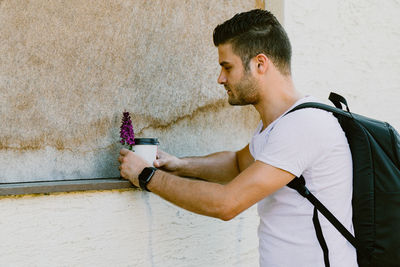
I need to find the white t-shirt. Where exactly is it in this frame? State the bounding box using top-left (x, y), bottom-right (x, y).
top-left (249, 96), bottom-right (358, 267)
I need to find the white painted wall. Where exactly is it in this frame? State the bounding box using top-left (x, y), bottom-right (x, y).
top-left (0, 190), bottom-right (259, 267)
top-left (285, 0), bottom-right (400, 130)
top-left (1, 1), bottom-right (399, 267)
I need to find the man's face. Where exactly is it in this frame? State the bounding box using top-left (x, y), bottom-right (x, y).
top-left (217, 43), bottom-right (259, 106)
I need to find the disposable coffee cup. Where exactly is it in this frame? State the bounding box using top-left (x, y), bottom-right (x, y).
top-left (133, 138), bottom-right (159, 166)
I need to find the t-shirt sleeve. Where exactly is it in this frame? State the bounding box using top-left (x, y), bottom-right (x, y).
top-left (255, 109), bottom-right (328, 177)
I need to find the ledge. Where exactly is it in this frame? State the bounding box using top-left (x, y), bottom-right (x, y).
top-left (0, 178), bottom-right (137, 196)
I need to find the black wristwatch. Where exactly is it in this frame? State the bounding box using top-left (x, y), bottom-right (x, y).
top-left (138, 167), bottom-right (157, 192)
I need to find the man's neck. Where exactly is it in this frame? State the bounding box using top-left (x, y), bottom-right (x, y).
top-left (254, 78), bottom-right (302, 131)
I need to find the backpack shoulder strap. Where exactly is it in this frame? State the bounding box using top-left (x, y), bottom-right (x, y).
top-left (286, 99), bottom-right (373, 260)
top-left (287, 177), bottom-right (362, 249)
top-left (287, 101), bottom-right (352, 118)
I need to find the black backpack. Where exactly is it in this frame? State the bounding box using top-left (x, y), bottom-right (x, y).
top-left (286, 92), bottom-right (400, 267)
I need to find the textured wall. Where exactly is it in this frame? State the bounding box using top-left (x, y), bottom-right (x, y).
top-left (0, 0), bottom-right (260, 182)
top-left (285, 0), bottom-right (400, 129)
top-left (0, 1), bottom-right (262, 266)
top-left (0, 191), bottom-right (259, 266)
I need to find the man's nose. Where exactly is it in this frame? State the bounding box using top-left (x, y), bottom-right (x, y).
top-left (218, 71), bottom-right (226, 84)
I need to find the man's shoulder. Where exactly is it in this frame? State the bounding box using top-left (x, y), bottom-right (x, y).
top-left (272, 105), bottom-right (347, 151)
top-left (279, 106), bottom-right (339, 132)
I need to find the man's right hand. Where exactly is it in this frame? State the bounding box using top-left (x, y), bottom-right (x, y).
top-left (154, 149), bottom-right (183, 175)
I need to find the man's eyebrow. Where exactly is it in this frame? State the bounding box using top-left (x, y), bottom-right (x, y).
top-left (219, 61), bottom-right (231, 67)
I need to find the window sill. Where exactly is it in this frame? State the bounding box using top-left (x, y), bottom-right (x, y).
top-left (0, 178), bottom-right (137, 196)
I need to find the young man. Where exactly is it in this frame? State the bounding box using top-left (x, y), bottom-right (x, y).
top-left (119, 9), bottom-right (357, 267)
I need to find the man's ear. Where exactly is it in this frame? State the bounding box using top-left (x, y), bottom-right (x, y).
top-left (254, 54), bottom-right (269, 74)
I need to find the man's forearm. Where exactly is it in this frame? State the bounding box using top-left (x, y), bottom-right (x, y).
top-left (147, 170), bottom-right (236, 220)
top-left (176, 151), bottom-right (240, 183)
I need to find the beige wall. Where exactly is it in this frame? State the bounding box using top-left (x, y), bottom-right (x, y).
top-left (0, 191), bottom-right (259, 266)
top-left (0, 1), bottom-right (262, 266)
top-left (0, 0), bottom-right (260, 182)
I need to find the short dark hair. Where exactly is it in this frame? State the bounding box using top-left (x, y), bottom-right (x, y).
top-left (213, 9), bottom-right (292, 75)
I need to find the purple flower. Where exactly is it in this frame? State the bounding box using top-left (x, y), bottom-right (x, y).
top-left (120, 111), bottom-right (135, 149)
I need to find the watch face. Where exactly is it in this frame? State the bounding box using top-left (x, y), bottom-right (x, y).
top-left (140, 167), bottom-right (156, 182)
top-left (139, 167), bottom-right (157, 191)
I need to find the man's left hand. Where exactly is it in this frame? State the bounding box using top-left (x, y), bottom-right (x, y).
top-left (118, 148), bottom-right (150, 187)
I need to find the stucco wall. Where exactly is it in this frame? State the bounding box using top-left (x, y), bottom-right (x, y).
top-left (0, 0), bottom-right (262, 266)
top-left (0, 191), bottom-right (259, 266)
top-left (0, 0), bottom-right (260, 182)
top-left (285, 0), bottom-right (400, 129)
